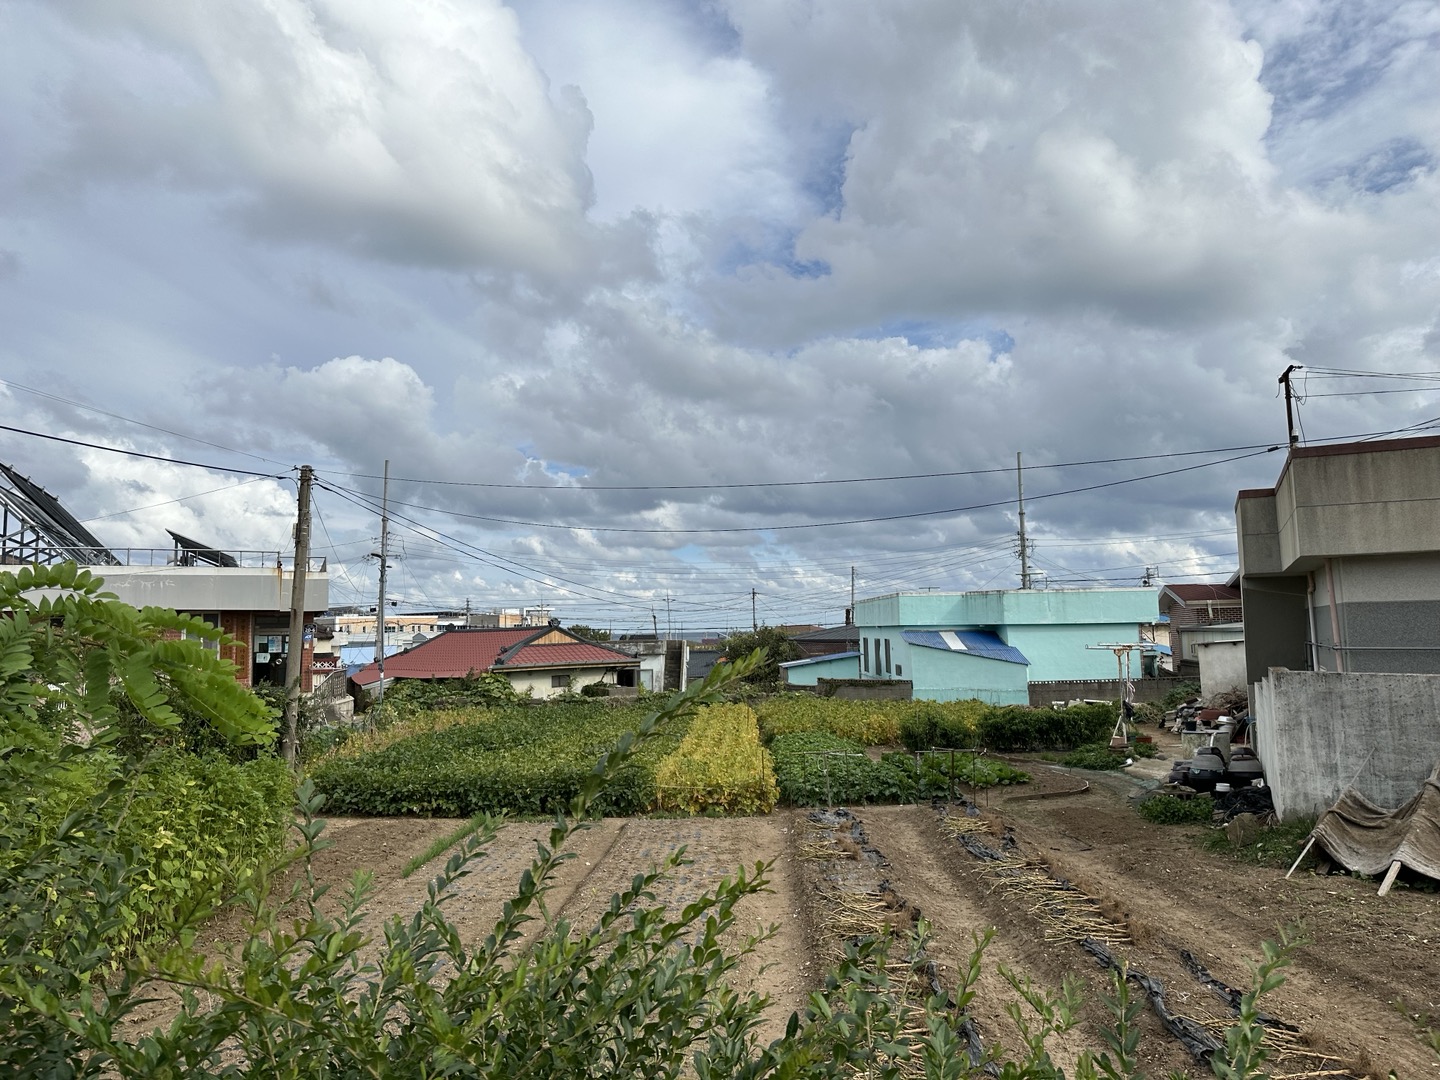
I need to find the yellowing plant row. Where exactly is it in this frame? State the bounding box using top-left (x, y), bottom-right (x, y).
top-left (654, 703), bottom-right (778, 815)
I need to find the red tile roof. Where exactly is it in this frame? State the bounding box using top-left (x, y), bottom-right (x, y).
top-left (351, 627), bottom-right (635, 686)
top-left (503, 641), bottom-right (637, 669)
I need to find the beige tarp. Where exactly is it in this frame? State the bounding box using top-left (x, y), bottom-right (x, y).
top-left (1311, 762), bottom-right (1440, 881)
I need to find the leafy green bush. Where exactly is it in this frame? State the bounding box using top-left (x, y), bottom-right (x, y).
top-left (1138, 793), bottom-right (1216, 824)
top-left (975, 701), bottom-right (1117, 752)
top-left (1159, 680), bottom-right (1203, 711)
top-left (1132, 737), bottom-right (1159, 758)
top-left (310, 699), bottom-right (685, 816)
top-left (373, 672), bottom-right (523, 713)
top-left (897, 701), bottom-right (981, 751)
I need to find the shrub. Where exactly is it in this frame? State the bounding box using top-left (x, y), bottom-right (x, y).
top-left (373, 672), bottom-right (523, 714)
top-left (1159, 680), bottom-right (1203, 711)
top-left (1138, 793), bottom-right (1216, 824)
top-left (896, 701), bottom-right (981, 751)
top-left (975, 701), bottom-right (1117, 752)
top-left (654, 702), bottom-right (778, 814)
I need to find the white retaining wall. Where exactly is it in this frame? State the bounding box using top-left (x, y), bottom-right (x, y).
top-left (1253, 668), bottom-right (1440, 819)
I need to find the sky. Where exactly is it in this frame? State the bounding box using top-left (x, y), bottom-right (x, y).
top-left (1, 0), bottom-right (1438, 635)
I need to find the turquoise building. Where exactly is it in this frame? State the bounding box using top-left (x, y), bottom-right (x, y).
top-left (853, 588), bottom-right (1159, 703)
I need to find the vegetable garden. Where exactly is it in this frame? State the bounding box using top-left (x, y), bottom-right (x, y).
top-left (308, 691), bottom-right (1122, 816)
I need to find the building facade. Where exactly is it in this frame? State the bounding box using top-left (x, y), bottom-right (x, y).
top-left (1236, 435), bottom-right (1440, 683)
top-left (853, 588), bottom-right (1159, 703)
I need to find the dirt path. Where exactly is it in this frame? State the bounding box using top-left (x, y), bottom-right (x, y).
top-left (171, 769), bottom-right (1439, 1076)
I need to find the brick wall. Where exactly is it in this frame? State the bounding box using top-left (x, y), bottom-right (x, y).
top-left (1167, 605), bottom-right (1243, 627)
top-left (220, 612), bottom-right (253, 687)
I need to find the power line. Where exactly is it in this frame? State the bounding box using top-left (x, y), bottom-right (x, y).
top-left (0, 378), bottom-right (293, 467)
top-left (0, 422), bottom-right (282, 478)
top-left (316, 447), bottom-right (1282, 535)
top-left (331, 442), bottom-right (1284, 492)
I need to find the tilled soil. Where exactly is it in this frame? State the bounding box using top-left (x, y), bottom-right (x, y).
top-left (182, 765), bottom-right (1439, 1077)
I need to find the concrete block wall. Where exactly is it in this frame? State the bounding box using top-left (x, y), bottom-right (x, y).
top-left (1253, 668), bottom-right (1440, 819)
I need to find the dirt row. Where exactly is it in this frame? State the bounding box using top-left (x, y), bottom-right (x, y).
top-left (187, 766), bottom-right (1439, 1077)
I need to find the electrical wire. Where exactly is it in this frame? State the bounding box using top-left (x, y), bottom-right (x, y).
top-left (77, 473), bottom-right (284, 522)
top-left (0, 379), bottom-right (293, 467)
top-left (0, 423), bottom-right (282, 478)
top-left (315, 447), bottom-right (1282, 535)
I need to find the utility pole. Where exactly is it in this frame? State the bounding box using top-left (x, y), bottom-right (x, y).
top-left (1279, 364), bottom-right (1303, 447)
top-left (281, 465), bottom-right (313, 767)
top-left (850, 566), bottom-right (856, 624)
top-left (665, 595), bottom-right (673, 641)
top-left (374, 459), bottom-right (391, 708)
top-left (1016, 451), bottom-right (1032, 589)
top-left (752, 588), bottom-right (758, 632)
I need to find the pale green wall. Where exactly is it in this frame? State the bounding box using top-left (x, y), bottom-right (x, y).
top-left (853, 588), bottom-right (1158, 686)
top-left (781, 652), bottom-right (860, 687)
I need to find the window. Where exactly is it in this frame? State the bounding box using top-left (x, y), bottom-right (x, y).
top-left (181, 612), bottom-right (221, 652)
top-left (895, 663), bottom-right (903, 676)
top-left (884, 639), bottom-right (892, 675)
top-left (862, 637), bottom-right (870, 673)
top-left (551, 674), bottom-right (571, 688)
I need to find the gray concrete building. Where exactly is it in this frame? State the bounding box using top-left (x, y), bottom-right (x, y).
top-left (1236, 435), bottom-right (1440, 684)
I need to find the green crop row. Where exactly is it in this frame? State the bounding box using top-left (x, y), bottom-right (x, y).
top-left (757, 694), bottom-right (1118, 754)
top-left (756, 696), bottom-right (991, 747)
top-left (654, 703), bottom-right (777, 815)
top-left (769, 732), bottom-right (1030, 807)
top-left (309, 700), bottom-right (686, 817)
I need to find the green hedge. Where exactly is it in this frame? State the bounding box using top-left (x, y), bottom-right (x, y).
top-left (759, 695), bottom-right (1117, 755)
top-left (974, 701), bottom-right (1117, 752)
top-left (309, 701), bottom-right (685, 817)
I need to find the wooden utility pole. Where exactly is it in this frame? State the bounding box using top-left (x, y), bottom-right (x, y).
top-left (1016, 451), bottom-right (1032, 589)
top-left (281, 465), bottom-right (313, 766)
top-left (374, 460), bottom-right (391, 707)
top-left (752, 588), bottom-right (758, 631)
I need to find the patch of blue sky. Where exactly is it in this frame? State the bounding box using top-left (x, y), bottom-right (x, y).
top-left (662, 0), bottom-right (742, 55)
top-left (857, 320), bottom-right (1014, 357)
top-left (514, 444), bottom-right (590, 482)
top-left (716, 225), bottom-right (831, 280)
top-left (1256, 2), bottom-right (1423, 135)
top-left (1324, 137), bottom-right (1435, 194)
top-left (801, 123), bottom-right (856, 219)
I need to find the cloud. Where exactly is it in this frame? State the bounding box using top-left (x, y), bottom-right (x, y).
top-left (4, 0), bottom-right (1440, 630)
top-left (38, 0), bottom-right (603, 276)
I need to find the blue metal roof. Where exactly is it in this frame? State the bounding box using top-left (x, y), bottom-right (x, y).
top-left (901, 630), bottom-right (1029, 666)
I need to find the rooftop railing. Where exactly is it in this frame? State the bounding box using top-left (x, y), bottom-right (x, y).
top-left (0, 546), bottom-right (327, 572)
